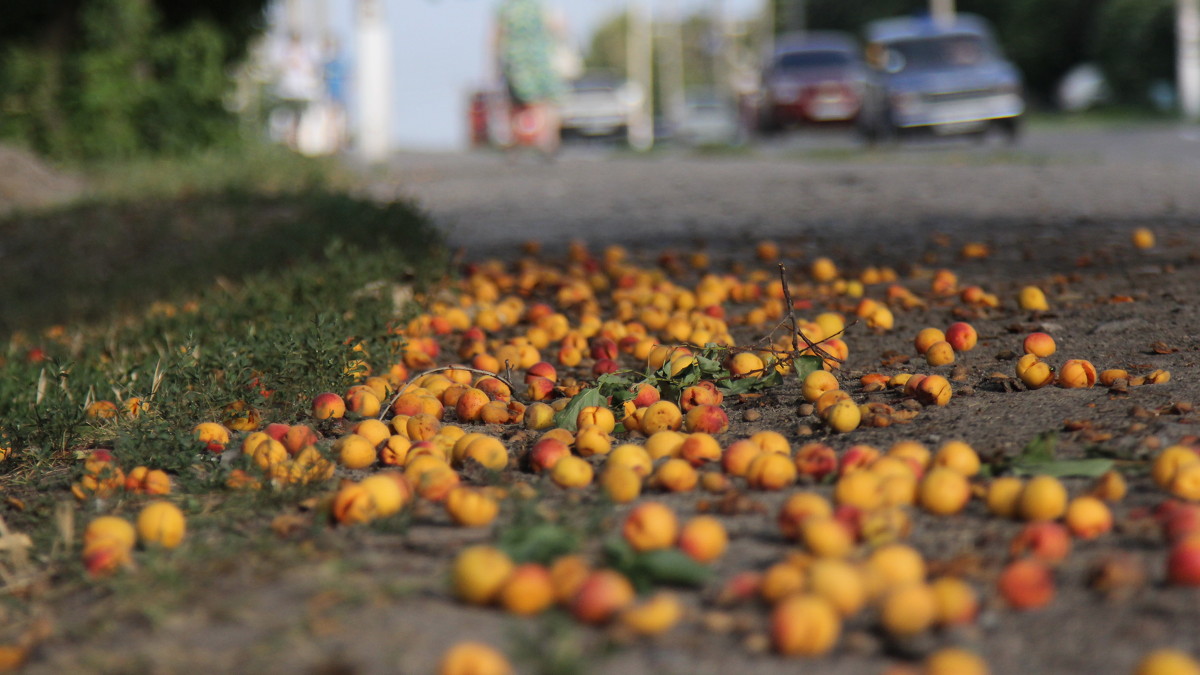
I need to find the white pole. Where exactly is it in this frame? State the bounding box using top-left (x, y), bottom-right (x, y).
top-left (1179, 0), bottom-right (1200, 121)
top-left (356, 0), bottom-right (392, 163)
top-left (627, 0), bottom-right (654, 150)
top-left (930, 0), bottom-right (955, 28)
top-left (660, 0), bottom-right (687, 135)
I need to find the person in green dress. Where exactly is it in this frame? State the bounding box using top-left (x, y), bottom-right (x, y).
top-left (494, 0), bottom-right (566, 156)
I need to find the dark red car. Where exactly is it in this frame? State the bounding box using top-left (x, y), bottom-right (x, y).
top-left (756, 31), bottom-right (870, 133)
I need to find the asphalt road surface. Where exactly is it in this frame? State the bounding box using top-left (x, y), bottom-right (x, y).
top-left (376, 123), bottom-right (1200, 257)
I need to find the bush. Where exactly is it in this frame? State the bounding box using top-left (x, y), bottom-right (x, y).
top-left (0, 0), bottom-right (258, 160)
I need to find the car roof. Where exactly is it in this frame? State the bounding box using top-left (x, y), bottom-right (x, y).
top-left (772, 30), bottom-right (860, 55)
top-left (865, 13), bottom-right (995, 44)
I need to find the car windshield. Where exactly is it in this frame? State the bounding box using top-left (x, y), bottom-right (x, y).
top-left (886, 34), bottom-right (991, 71)
top-left (776, 50), bottom-right (852, 70)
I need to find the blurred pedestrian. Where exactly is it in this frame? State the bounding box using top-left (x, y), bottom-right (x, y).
top-left (493, 0), bottom-right (565, 157)
top-left (270, 31), bottom-right (322, 150)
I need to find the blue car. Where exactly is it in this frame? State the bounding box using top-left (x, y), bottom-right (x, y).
top-left (858, 13), bottom-right (1025, 143)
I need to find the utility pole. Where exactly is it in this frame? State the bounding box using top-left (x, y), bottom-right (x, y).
top-left (659, 0), bottom-right (687, 136)
top-left (627, 0), bottom-right (654, 150)
top-left (356, 0), bottom-right (392, 163)
top-left (930, 0), bottom-right (955, 27)
top-left (1179, 0), bottom-right (1200, 121)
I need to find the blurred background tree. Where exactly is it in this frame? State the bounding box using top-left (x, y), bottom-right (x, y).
top-left (0, 0), bottom-right (268, 160)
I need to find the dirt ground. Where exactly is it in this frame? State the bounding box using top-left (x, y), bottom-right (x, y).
top-left (11, 129), bottom-right (1200, 674)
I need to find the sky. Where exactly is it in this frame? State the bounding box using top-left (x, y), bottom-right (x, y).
top-left (269, 0), bottom-right (764, 151)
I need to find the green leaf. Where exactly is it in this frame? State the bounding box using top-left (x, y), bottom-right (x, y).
top-left (498, 523), bottom-right (581, 564)
top-left (552, 388), bottom-right (606, 432)
top-left (633, 549), bottom-right (712, 588)
top-left (1018, 431), bottom-right (1058, 464)
top-left (1012, 458), bottom-right (1114, 478)
top-left (793, 355), bottom-right (823, 380)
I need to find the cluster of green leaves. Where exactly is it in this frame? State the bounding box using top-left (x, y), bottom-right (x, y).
top-left (0, 0), bottom-right (269, 159)
top-left (553, 344), bottom-right (819, 432)
top-left (997, 431), bottom-right (1115, 478)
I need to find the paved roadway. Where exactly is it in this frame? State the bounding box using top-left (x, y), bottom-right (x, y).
top-left (374, 124), bottom-right (1200, 257)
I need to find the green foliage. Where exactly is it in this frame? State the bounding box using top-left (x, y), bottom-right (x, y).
top-left (603, 538), bottom-right (711, 593)
top-left (0, 0), bottom-right (258, 159)
top-left (1008, 431), bottom-right (1115, 478)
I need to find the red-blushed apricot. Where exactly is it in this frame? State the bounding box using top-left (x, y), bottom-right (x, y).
top-left (334, 434), bottom-right (377, 470)
top-left (551, 455), bottom-right (594, 489)
top-left (834, 471), bottom-right (884, 511)
top-left (574, 425), bottom-right (612, 458)
top-left (452, 545), bottom-right (514, 605)
top-left (653, 457), bottom-right (699, 492)
top-left (1018, 475), bottom-right (1068, 521)
top-left (600, 465), bottom-right (643, 503)
top-left (618, 592), bottom-right (684, 636)
top-left (623, 501), bottom-right (679, 552)
top-left (1016, 354), bottom-right (1054, 389)
top-left (193, 422), bottom-right (231, 453)
top-left (684, 404), bottom-right (730, 434)
top-left (1170, 461), bottom-right (1200, 501)
top-left (880, 583), bottom-right (937, 637)
top-left (986, 477), bottom-right (1025, 518)
top-left (570, 569), bottom-right (636, 624)
top-left (124, 466), bottom-right (171, 495)
top-left (722, 439), bottom-right (763, 476)
top-left (86, 400), bottom-right (119, 420)
top-left (641, 400), bottom-right (684, 435)
top-left (806, 558), bottom-right (866, 617)
top-left (444, 487), bottom-right (500, 527)
top-left (838, 444), bottom-right (881, 476)
top-left (887, 440), bottom-right (931, 477)
top-left (867, 543), bottom-right (926, 588)
top-left (998, 559), bottom-right (1055, 609)
top-left (496, 563), bottom-right (555, 616)
top-left (438, 642), bottom-right (512, 675)
top-left (379, 435), bottom-right (413, 467)
top-left (643, 430), bottom-right (686, 460)
top-left (527, 437), bottom-right (570, 473)
top-left (136, 500), bottom-right (186, 549)
top-left (1018, 285), bottom-right (1050, 311)
top-left (924, 648), bottom-right (990, 675)
top-left (345, 387), bottom-right (381, 417)
top-left (679, 432), bottom-right (723, 466)
top-left (760, 561), bottom-right (807, 604)
top-left (924, 340), bottom-right (955, 366)
top-left (930, 576), bottom-right (979, 626)
top-left (918, 467), bottom-right (971, 516)
top-left (794, 442), bottom-right (838, 481)
top-left (1023, 332), bottom-right (1056, 358)
top-left (83, 537), bottom-right (132, 577)
top-left (914, 374), bottom-right (953, 406)
top-left (1010, 522), bottom-right (1072, 565)
top-left (1058, 358), bottom-right (1098, 388)
top-left (824, 398), bottom-right (861, 433)
top-left (801, 516), bottom-right (855, 558)
top-left (1167, 538), bottom-right (1200, 586)
top-left (933, 440), bottom-right (981, 477)
top-left (944, 321), bottom-right (978, 352)
top-left (1153, 446), bottom-right (1200, 489)
top-left (1090, 470), bottom-right (1128, 502)
top-left (771, 594), bottom-right (841, 656)
top-left (746, 452), bottom-right (797, 491)
top-left (606, 444), bottom-right (653, 477)
top-left (778, 492), bottom-right (834, 541)
top-left (802, 370), bottom-right (840, 403)
top-left (913, 327), bottom-right (947, 355)
top-left (1134, 649), bottom-right (1200, 675)
top-left (1064, 496), bottom-right (1113, 539)
top-left (814, 388), bottom-right (852, 417)
top-left (85, 516), bottom-right (136, 551)
top-left (678, 515), bottom-right (728, 563)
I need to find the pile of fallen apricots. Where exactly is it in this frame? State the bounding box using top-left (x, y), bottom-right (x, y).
top-left (69, 229), bottom-right (1200, 675)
